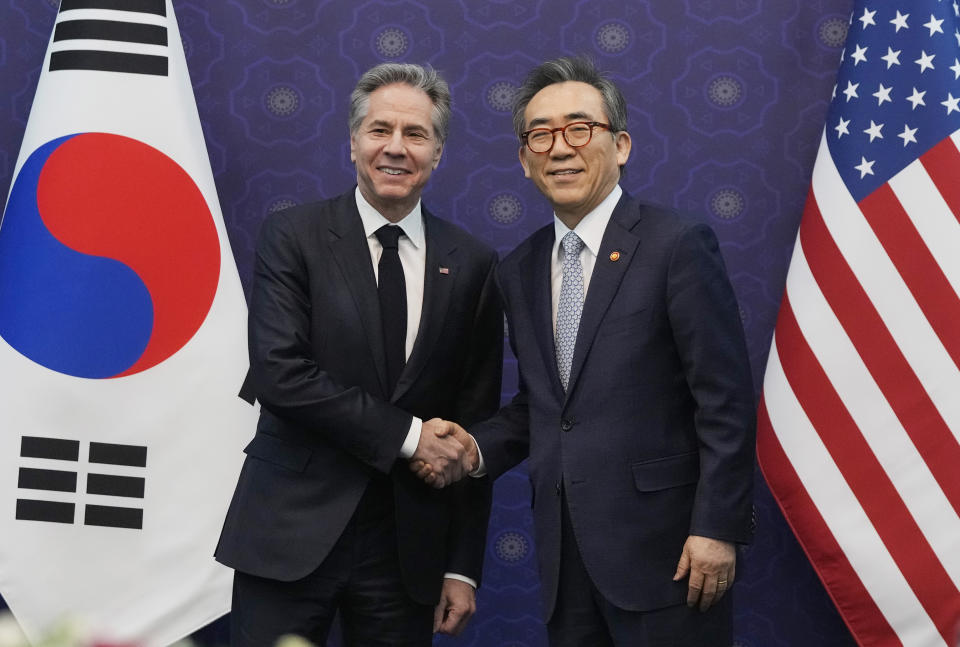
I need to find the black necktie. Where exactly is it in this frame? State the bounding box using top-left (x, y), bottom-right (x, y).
top-left (374, 225), bottom-right (407, 394)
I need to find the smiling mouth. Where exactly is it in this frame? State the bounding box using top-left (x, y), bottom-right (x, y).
top-left (549, 169), bottom-right (582, 176)
top-left (379, 167), bottom-right (410, 176)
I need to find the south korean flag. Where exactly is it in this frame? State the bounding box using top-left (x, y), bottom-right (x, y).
top-left (0, 1), bottom-right (257, 644)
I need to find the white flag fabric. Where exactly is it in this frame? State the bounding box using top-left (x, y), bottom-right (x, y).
top-left (0, 0), bottom-right (256, 644)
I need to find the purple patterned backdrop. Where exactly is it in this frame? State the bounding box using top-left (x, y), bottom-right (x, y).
top-left (0, 1), bottom-right (858, 645)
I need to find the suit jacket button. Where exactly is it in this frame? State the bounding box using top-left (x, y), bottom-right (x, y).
top-left (555, 482), bottom-right (561, 495)
top-left (560, 419), bottom-right (573, 432)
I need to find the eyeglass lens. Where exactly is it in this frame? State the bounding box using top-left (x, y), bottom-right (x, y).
top-left (526, 122), bottom-right (596, 153)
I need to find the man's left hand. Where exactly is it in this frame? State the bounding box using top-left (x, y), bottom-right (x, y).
top-left (433, 578), bottom-right (476, 635)
top-left (672, 535), bottom-right (736, 612)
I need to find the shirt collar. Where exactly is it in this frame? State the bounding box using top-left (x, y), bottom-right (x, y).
top-left (552, 184), bottom-right (622, 258)
top-left (355, 186), bottom-right (425, 249)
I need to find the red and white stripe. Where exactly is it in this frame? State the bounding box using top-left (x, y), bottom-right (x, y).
top-left (758, 128), bottom-right (960, 647)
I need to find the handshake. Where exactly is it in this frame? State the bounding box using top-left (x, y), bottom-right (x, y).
top-left (408, 418), bottom-right (479, 488)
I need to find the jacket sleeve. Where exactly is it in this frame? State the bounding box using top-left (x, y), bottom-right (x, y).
top-left (469, 261), bottom-right (533, 481)
top-left (666, 222), bottom-right (756, 543)
top-left (444, 250), bottom-right (503, 582)
top-left (248, 211), bottom-right (412, 474)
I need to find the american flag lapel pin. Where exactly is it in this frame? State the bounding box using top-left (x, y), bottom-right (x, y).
top-left (439, 266), bottom-right (450, 274)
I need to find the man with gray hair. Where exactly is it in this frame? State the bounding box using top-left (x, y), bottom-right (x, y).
top-left (415, 55), bottom-right (755, 645)
top-left (216, 62), bottom-right (502, 646)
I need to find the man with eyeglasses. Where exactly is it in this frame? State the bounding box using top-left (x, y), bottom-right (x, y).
top-left (415, 56), bottom-right (755, 646)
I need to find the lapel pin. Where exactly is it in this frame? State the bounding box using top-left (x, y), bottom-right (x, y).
top-left (439, 266), bottom-right (450, 274)
top-left (609, 251), bottom-right (621, 262)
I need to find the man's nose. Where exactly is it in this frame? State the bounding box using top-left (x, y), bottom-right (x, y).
top-left (383, 131), bottom-right (406, 155)
top-left (549, 131), bottom-right (575, 157)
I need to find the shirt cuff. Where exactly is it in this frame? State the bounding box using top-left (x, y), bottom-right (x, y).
top-left (444, 573), bottom-right (477, 589)
top-left (470, 436), bottom-right (487, 477)
top-left (398, 416), bottom-right (422, 459)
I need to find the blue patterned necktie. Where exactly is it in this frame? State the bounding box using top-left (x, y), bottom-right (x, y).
top-left (556, 231), bottom-right (585, 391)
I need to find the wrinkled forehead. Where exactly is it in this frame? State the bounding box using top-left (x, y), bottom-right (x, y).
top-left (523, 81), bottom-right (607, 129)
top-left (364, 83), bottom-right (435, 125)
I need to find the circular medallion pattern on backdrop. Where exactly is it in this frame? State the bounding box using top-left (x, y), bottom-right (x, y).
top-left (374, 27), bottom-right (410, 58)
top-left (486, 80), bottom-right (518, 112)
top-left (494, 530), bottom-right (531, 563)
top-left (709, 187), bottom-right (747, 220)
top-left (817, 16), bottom-right (848, 48)
top-left (488, 192), bottom-right (524, 226)
top-left (265, 85), bottom-right (302, 118)
top-left (707, 74), bottom-right (745, 108)
top-left (594, 21), bottom-right (631, 54)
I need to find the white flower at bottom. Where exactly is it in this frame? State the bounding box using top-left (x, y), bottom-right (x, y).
top-left (0, 612), bottom-right (27, 647)
top-left (275, 634), bottom-right (317, 647)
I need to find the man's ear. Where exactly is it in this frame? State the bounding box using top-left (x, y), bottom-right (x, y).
top-left (349, 133), bottom-right (357, 163)
top-left (614, 131), bottom-right (632, 167)
top-left (518, 147), bottom-right (531, 178)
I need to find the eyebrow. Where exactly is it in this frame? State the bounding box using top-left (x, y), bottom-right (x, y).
top-left (526, 111), bottom-right (593, 129)
top-left (367, 119), bottom-right (429, 133)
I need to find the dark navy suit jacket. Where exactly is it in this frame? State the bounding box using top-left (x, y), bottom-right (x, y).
top-left (472, 192), bottom-right (755, 617)
top-left (216, 190), bottom-right (502, 605)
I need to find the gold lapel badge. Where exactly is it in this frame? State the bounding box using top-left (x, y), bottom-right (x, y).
top-left (609, 251), bottom-right (621, 262)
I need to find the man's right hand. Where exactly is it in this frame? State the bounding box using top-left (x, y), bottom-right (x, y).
top-left (410, 419), bottom-right (480, 488)
top-left (410, 418), bottom-right (469, 488)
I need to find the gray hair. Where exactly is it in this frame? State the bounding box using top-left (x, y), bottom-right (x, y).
top-left (348, 63), bottom-right (451, 145)
top-left (511, 56), bottom-right (628, 140)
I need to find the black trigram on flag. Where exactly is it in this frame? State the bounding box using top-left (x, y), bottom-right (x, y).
top-left (50, 0), bottom-right (168, 76)
top-left (16, 436), bottom-right (147, 530)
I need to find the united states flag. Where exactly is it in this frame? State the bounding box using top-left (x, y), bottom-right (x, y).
top-left (757, 2), bottom-right (960, 646)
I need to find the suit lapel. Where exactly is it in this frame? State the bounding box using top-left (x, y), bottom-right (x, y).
top-left (326, 196), bottom-right (390, 398)
top-left (565, 195), bottom-right (642, 399)
top-left (520, 226), bottom-right (565, 400)
top-left (393, 210), bottom-right (456, 402)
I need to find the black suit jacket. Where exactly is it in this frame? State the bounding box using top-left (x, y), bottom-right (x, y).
top-left (216, 190), bottom-right (502, 604)
top-left (472, 193), bottom-right (755, 616)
